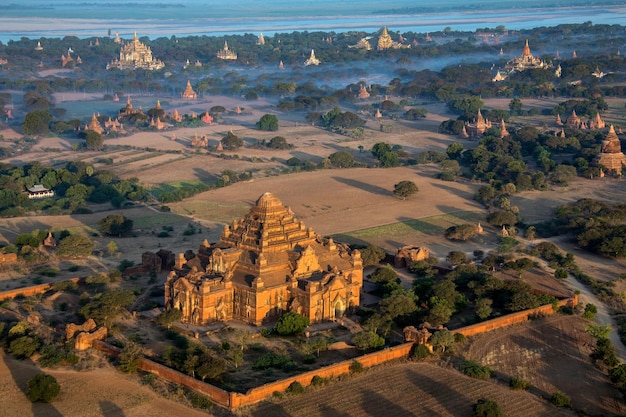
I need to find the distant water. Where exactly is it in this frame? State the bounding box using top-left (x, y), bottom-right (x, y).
top-left (1, 1), bottom-right (626, 42)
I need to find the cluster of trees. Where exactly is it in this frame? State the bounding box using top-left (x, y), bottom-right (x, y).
top-left (0, 161), bottom-right (146, 217)
top-left (537, 199), bottom-right (626, 258)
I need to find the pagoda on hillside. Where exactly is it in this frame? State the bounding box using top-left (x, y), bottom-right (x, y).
top-left (164, 192), bottom-right (363, 326)
top-left (107, 32), bottom-right (164, 70)
top-left (304, 50), bottom-right (321, 66)
top-left (181, 80), bottom-right (197, 99)
top-left (594, 125), bottom-right (626, 174)
top-left (217, 41), bottom-right (237, 60)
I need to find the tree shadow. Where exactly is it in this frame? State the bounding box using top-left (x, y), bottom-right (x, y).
top-left (192, 167), bottom-right (219, 183)
top-left (359, 388), bottom-right (414, 416)
top-left (2, 351), bottom-right (64, 417)
top-left (99, 400), bottom-right (127, 416)
top-left (430, 181), bottom-right (482, 207)
top-left (331, 176), bottom-right (392, 197)
top-left (403, 368), bottom-right (472, 416)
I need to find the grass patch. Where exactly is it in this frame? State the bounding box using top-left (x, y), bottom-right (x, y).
top-left (337, 211), bottom-right (482, 242)
top-left (132, 213), bottom-right (187, 228)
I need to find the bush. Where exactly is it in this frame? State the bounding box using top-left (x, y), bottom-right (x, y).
top-left (285, 381), bottom-right (305, 395)
top-left (310, 375), bottom-right (328, 386)
top-left (410, 344), bottom-right (432, 360)
top-left (27, 373), bottom-right (60, 403)
top-left (550, 391), bottom-right (571, 408)
top-left (352, 331), bottom-right (385, 350)
top-left (461, 360), bottom-right (492, 379)
top-left (472, 398), bottom-right (503, 417)
top-left (582, 303), bottom-right (598, 320)
top-left (273, 312), bottom-right (309, 335)
top-left (349, 360), bottom-right (364, 373)
top-left (510, 377), bottom-right (530, 390)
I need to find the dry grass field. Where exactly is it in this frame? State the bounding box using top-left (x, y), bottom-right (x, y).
top-left (250, 361), bottom-right (576, 417)
top-left (1, 94), bottom-right (626, 416)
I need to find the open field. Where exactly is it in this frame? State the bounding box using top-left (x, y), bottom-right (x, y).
top-left (0, 351), bottom-right (217, 417)
top-left (251, 360), bottom-right (575, 417)
top-left (466, 314), bottom-right (625, 415)
top-left (251, 315), bottom-right (624, 417)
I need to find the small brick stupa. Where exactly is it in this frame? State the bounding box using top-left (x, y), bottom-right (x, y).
top-left (594, 125), bottom-right (626, 174)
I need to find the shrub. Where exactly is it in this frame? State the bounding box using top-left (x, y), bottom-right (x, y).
top-left (311, 375), bottom-right (328, 386)
top-left (285, 381), bottom-right (305, 395)
top-left (349, 360), bottom-right (364, 373)
top-left (352, 330), bottom-right (385, 350)
top-left (582, 303), bottom-right (598, 320)
top-left (550, 391), bottom-right (571, 408)
top-left (510, 377), bottom-right (530, 390)
top-left (9, 335), bottom-right (41, 359)
top-left (410, 344), bottom-right (432, 360)
top-left (461, 360), bottom-right (492, 379)
top-left (27, 373), bottom-right (60, 403)
top-left (273, 312), bottom-right (309, 335)
top-left (472, 398), bottom-right (503, 417)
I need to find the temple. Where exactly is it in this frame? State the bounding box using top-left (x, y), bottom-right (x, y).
top-left (464, 109), bottom-right (492, 138)
top-left (164, 193), bottom-right (363, 326)
top-left (181, 80), bottom-right (197, 99)
top-left (217, 41), bottom-right (237, 60)
top-left (27, 184), bottom-right (54, 199)
top-left (107, 32), bottom-right (165, 70)
top-left (594, 125), bottom-right (626, 174)
top-left (503, 40), bottom-right (551, 74)
top-left (376, 27), bottom-right (409, 51)
top-left (84, 113), bottom-right (104, 134)
top-left (304, 49), bottom-right (321, 66)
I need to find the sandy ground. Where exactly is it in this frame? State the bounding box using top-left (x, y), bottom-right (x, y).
top-left (0, 350), bottom-right (217, 417)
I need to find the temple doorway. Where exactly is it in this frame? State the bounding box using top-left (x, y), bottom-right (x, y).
top-left (334, 299), bottom-right (345, 319)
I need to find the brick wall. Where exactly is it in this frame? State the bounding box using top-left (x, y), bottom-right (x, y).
top-left (0, 278), bottom-right (81, 300)
top-left (230, 342), bottom-right (413, 409)
top-left (93, 295), bottom-right (578, 411)
top-left (455, 295), bottom-right (578, 337)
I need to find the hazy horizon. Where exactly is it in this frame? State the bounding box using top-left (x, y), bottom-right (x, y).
top-left (1, 0), bottom-right (626, 42)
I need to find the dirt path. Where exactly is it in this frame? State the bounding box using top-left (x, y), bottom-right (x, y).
top-left (566, 275), bottom-right (626, 361)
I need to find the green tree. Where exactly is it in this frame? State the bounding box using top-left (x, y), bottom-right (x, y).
top-left (352, 330), bottom-right (385, 350)
top-left (475, 298), bottom-right (493, 320)
top-left (56, 234), bottom-right (95, 257)
top-left (78, 289), bottom-right (135, 326)
top-left (9, 336), bottom-right (41, 359)
top-left (371, 142), bottom-right (392, 159)
top-left (273, 312), bottom-right (309, 335)
top-left (393, 180), bottom-right (419, 199)
top-left (509, 98), bottom-right (523, 115)
top-left (98, 214), bottom-right (134, 236)
top-left (446, 251), bottom-right (468, 266)
top-left (446, 142), bottom-right (464, 160)
top-left (445, 224), bottom-right (477, 241)
top-left (473, 398), bottom-right (503, 417)
top-left (267, 136), bottom-right (291, 149)
top-left (27, 373), bottom-right (60, 403)
top-left (106, 241), bottom-right (118, 257)
top-left (380, 292), bottom-right (418, 320)
top-left (550, 391), bottom-right (571, 408)
top-left (359, 245), bottom-right (386, 266)
top-left (429, 329), bottom-right (455, 352)
top-left (22, 110), bottom-right (52, 135)
top-left (156, 308), bottom-right (183, 328)
top-left (221, 131), bottom-right (243, 150)
top-left (84, 130), bottom-right (104, 150)
top-left (328, 151), bottom-right (355, 168)
top-left (257, 114), bottom-right (279, 131)
top-left (582, 303), bottom-right (598, 320)
top-left (118, 342), bottom-right (142, 373)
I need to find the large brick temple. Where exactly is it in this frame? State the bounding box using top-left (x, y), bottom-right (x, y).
top-left (164, 193), bottom-right (363, 326)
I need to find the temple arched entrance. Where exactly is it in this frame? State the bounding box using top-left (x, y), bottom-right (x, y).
top-left (334, 299), bottom-right (345, 319)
